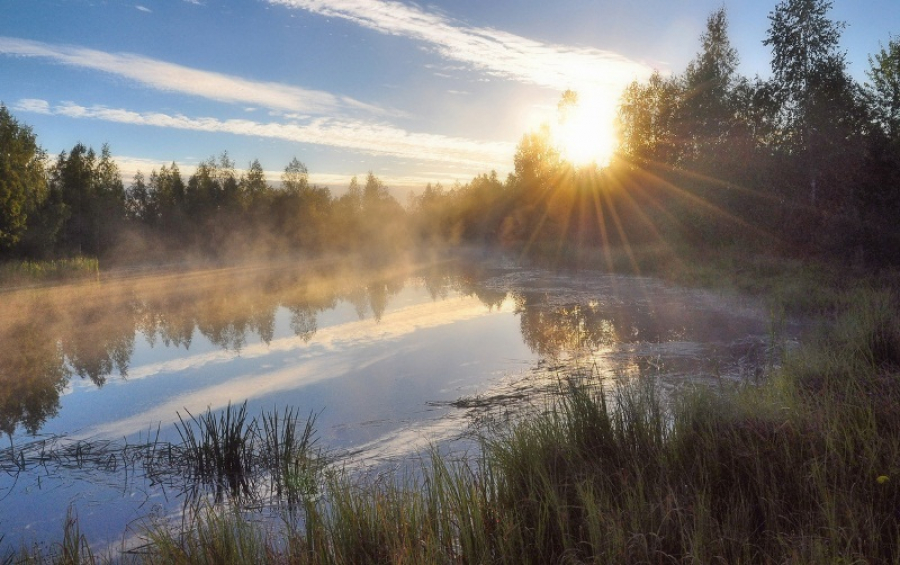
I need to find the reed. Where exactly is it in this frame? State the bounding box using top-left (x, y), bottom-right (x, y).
top-left (259, 407), bottom-right (321, 503)
top-left (176, 401), bottom-right (255, 499)
top-left (174, 402), bottom-right (323, 503)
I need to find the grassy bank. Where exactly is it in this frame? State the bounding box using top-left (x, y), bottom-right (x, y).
top-left (0, 257), bottom-right (99, 288)
top-left (523, 241), bottom-right (854, 316)
top-left (8, 259), bottom-right (900, 564)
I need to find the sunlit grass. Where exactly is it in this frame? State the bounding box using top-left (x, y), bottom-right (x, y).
top-left (0, 257), bottom-right (99, 287)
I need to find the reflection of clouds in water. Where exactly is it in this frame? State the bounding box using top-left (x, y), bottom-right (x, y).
top-left (77, 295), bottom-right (499, 439)
top-left (105, 295), bottom-right (493, 383)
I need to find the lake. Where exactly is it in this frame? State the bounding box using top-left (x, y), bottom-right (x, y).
top-left (0, 256), bottom-right (792, 554)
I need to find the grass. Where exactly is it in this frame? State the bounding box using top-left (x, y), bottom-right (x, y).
top-left (174, 402), bottom-right (322, 504)
top-left (0, 257), bottom-right (99, 288)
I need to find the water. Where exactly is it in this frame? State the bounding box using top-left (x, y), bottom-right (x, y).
top-left (0, 258), bottom-right (792, 553)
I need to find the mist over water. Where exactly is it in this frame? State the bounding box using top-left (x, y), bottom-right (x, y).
top-left (0, 256), bottom-right (794, 552)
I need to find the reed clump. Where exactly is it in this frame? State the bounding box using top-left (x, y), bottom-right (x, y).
top-left (174, 402), bottom-right (322, 503)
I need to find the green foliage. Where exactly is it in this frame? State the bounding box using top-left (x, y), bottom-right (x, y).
top-left (868, 35), bottom-right (900, 140)
top-left (0, 256), bottom-right (98, 285)
top-left (0, 104), bottom-right (47, 253)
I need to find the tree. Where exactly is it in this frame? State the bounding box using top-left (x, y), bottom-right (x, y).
top-left (867, 35), bottom-right (900, 141)
top-left (764, 0), bottom-right (846, 137)
top-left (216, 152), bottom-right (241, 210)
top-left (52, 143), bottom-right (97, 254)
top-left (186, 157), bottom-right (221, 216)
top-left (126, 171), bottom-right (153, 222)
top-left (764, 0), bottom-right (861, 208)
top-left (344, 176), bottom-right (362, 211)
top-left (513, 124), bottom-right (563, 190)
top-left (0, 105), bottom-right (47, 252)
top-left (282, 157), bottom-right (309, 195)
top-left (363, 171), bottom-right (390, 207)
top-left (679, 8), bottom-right (739, 165)
top-left (617, 71), bottom-right (682, 165)
top-left (859, 36), bottom-right (900, 255)
top-left (151, 163), bottom-right (186, 227)
top-left (94, 144), bottom-right (126, 252)
top-left (242, 159), bottom-right (269, 200)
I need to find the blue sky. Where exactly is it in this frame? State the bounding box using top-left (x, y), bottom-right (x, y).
top-left (1, 0), bottom-right (898, 195)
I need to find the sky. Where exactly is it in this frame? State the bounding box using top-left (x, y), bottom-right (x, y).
top-left (1, 0), bottom-right (898, 196)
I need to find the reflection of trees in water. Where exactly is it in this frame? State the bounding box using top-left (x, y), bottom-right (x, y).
top-left (516, 295), bottom-right (623, 358)
top-left (514, 290), bottom-right (685, 360)
top-left (421, 260), bottom-right (508, 310)
top-left (5, 263), bottom-right (659, 440)
top-left (0, 264), bottom-right (427, 438)
top-left (0, 323), bottom-right (68, 445)
top-left (342, 275), bottom-right (406, 322)
top-left (63, 307), bottom-right (136, 385)
top-left (285, 288), bottom-right (337, 343)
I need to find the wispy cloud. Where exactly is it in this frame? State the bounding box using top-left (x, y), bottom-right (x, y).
top-left (0, 36), bottom-right (387, 116)
top-left (135, 5), bottom-right (151, 13)
top-left (15, 99), bottom-right (514, 171)
top-left (267, 0), bottom-right (652, 95)
top-left (111, 156), bottom-right (468, 190)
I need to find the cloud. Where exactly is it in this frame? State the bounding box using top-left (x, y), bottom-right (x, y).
top-left (135, 5), bottom-right (151, 12)
top-left (111, 156), bottom-right (465, 190)
top-left (17, 99), bottom-right (514, 171)
top-left (13, 98), bottom-right (51, 114)
top-left (267, 0), bottom-right (653, 95)
top-left (0, 36), bottom-right (387, 117)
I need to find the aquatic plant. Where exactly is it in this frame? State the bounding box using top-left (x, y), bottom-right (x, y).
top-left (176, 401), bottom-right (255, 500)
top-left (174, 402), bottom-right (323, 504)
top-left (259, 407), bottom-right (321, 503)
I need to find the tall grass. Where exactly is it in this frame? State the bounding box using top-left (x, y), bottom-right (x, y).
top-left (142, 287), bottom-right (900, 564)
top-left (259, 407), bottom-right (320, 504)
top-left (174, 402), bottom-right (322, 504)
top-left (176, 401), bottom-right (255, 500)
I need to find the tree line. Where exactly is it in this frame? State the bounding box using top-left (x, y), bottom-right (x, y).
top-left (2, 0), bottom-right (899, 266)
top-left (0, 119), bottom-right (410, 264)
top-left (408, 0), bottom-right (900, 263)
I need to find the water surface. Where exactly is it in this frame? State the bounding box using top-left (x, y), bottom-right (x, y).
top-left (0, 259), bottom-right (791, 553)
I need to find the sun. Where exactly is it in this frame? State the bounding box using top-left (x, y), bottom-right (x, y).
top-left (552, 94), bottom-right (618, 167)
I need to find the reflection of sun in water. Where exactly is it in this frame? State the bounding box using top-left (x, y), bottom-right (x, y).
top-left (553, 94), bottom-right (618, 167)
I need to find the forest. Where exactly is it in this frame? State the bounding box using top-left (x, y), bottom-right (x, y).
top-left (2, 1), bottom-right (900, 269)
